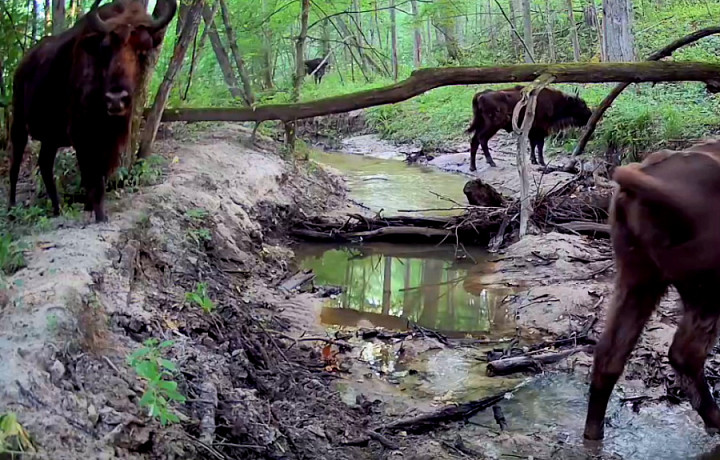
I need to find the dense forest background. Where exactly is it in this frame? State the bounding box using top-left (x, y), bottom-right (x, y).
top-left (1, 0), bottom-right (720, 159)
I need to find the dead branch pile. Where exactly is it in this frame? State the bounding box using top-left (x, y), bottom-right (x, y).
top-left (291, 175), bottom-right (613, 247)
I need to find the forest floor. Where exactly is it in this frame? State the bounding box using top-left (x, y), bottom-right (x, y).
top-left (1, 123), bottom-right (720, 460)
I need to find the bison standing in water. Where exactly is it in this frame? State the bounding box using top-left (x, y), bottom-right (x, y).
top-left (466, 86), bottom-right (592, 170)
top-left (9, 0), bottom-right (177, 222)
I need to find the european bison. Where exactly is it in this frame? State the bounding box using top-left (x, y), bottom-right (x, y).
top-left (466, 85), bottom-right (592, 170)
top-left (304, 58), bottom-right (330, 84)
top-left (584, 139), bottom-right (720, 440)
top-left (9, 0), bottom-right (177, 222)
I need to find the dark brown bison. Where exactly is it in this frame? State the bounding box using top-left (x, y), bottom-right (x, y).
top-left (466, 85), bottom-right (592, 170)
top-left (304, 58), bottom-right (330, 84)
top-left (584, 139), bottom-right (720, 440)
top-left (9, 0), bottom-right (177, 222)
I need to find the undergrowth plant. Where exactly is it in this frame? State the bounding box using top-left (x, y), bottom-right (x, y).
top-left (0, 412), bottom-right (35, 455)
top-left (127, 339), bottom-right (186, 426)
top-left (185, 282), bottom-right (215, 313)
top-left (113, 155), bottom-right (166, 193)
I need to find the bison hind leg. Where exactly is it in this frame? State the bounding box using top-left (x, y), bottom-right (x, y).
top-left (38, 143), bottom-right (61, 216)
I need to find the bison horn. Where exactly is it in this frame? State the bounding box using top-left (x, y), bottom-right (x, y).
top-left (86, 2), bottom-right (112, 34)
top-left (148, 0), bottom-right (178, 32)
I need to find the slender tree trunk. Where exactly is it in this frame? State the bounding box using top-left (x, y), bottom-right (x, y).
top-left (292, 0), bottom-right (310, 102)
top-left (52, 0), bottom-right (65, 34)
top-left (218, 0), bottom-right (254, 105)
top-left (567, 0), bottom-right (582, 61)
top-left (521, 0), bottom-right (534, 63)
top-left (68, 0), bottom-right (76, 23)
top-left (288, 0), bottom-right (310, 154)
top-left (44, 0), bottom-right (51, 35)
top-left (31, 0), bottom-right (39, 42)
top-left (390, 0), bottom-right (398, 79)
top-left (488, 0), bottom-right (496, 48)
top-left (126, 0), bottom-right (172, 168)
top-left (176, 0), bottom-right (188, 35)
top-left (201, 3), bottom-right (244, 99)
top-left (546, 0), bottom-right (556, 62)
top-left (183, 0), bottom-right (218, 100)
top-left (508, 0), bottom-right (519, 57)
top-left (321, 18), bottom-right (331, 56)
top-left (260, 0), bottom-right (275, 89)
top-left (138, 0), bottom-right (204, 158)
top-left (602, 0), bottom-right (636, 61)
top-left (585, 0), bottom-right (605, 60)
top-left (410, 0), bottom-right (422, 68)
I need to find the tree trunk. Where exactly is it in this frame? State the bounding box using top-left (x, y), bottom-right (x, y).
top-left (176, 0), bottom-right (188, 35)
top-left (585, 0), bottom-right (604, 60)
top-left (201, 3), bottom-right (244, 99)
top-left (44, 0), bottom-right (51, 34)
top-left (390, 0), bottom-right (398, 80)
top-left (436, 20), bottom-right (461, 62)
top-left (521, 0), bottom-right (534, 63)
top-left (508, 0), bottom-right (519, 56)
top-left (411, 0), bottom-right (422, 68)
top-left (487, 0), bottom-right (496, 48)
top-left (68, 0), bottom-right (76, 24)
top-left (567, 0), bottom-right (582, 61)
top-left (158, 62), bottom-right (720, 123)
top-left (126, 0), bottom-right (172, 168)
top-left (52, 0), bottom-right (65, 34)
top-left (602, 0), bottom-right (636, 61)
top-left (218, 0), bottom-right (254, 105)
top-left (182, 0), bottom-right (218, 100)
top-left (138, 0), bottom-right (204, 158)
top-left (292, 0), bottom-right (310, 102)
top-left (31, 0), bottom-right (39, 42)
top-left (545, 0), bottom-right (556, 62)
top-left (260, 0), bottom-right (275, 89)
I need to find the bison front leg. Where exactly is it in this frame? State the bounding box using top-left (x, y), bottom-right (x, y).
top-left (584, 240), bottom-right (665, 440)
top-left (8, 120), bottom-right (29, 213)
top-left (86, 175), bottom-right (108, 223)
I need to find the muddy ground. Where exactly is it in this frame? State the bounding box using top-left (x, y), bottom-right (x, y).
top-left (0, 123), bottom-right (719, 460)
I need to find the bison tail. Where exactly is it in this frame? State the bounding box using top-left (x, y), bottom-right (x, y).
top-left (466, 98), bottom-right (483, 134)
top-left (612, 166), bottom-right (693, 223)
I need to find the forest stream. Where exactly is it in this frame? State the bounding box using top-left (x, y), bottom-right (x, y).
top-left (298, 138), bottom-right (720, 460)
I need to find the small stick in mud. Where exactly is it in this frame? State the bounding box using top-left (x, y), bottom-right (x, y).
top-left (486, 346), bottom-right (592, 376)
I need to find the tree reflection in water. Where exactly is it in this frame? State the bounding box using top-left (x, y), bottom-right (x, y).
top-left (297, 243), bottom-right (516, 338)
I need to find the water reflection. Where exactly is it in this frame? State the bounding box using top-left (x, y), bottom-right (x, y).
top-left (296, 243), bottom-right (516, 338)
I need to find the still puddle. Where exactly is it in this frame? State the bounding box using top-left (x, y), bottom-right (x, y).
top-left (295, 242), bottom-right (515, 338)
top-left (310, 150), bottom-right (470, 216)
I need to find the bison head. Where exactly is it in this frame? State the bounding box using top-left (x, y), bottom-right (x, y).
top-left (564, 92), bottom-right (593, 128)
top-left (76, 0), bottom-right (176, 117)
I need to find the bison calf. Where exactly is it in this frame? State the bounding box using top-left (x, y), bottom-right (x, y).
top-left (466, 86), bottom-right (591, 170)
top-left (584, 139), bottom-right (720, 440)
top-left (304, 58), bottom-right (329, 84)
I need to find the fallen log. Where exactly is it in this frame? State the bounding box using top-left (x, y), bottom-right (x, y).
top-left (278, 269), bottom-right (315, 292)
top-left (486, 346), bottom-right (592, 376)
top-left (158, 62), bottom-right (720, 123)
top-left (291, 226), bottom-right (453, 243)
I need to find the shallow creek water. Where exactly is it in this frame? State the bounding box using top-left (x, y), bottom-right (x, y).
top-left (303, 146), bottom-right (720, 459)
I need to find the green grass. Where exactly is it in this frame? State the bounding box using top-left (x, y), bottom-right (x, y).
top-left (185, 282), bottom-right (215, 313)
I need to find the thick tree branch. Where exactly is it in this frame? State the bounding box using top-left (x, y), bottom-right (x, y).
top-left (156, 62), bottom-right (720, 124)
top-left (573, 26), bottom-right (720, 156)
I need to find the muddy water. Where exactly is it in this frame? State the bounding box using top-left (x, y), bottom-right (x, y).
top-left (310, 150), bottom-right (470, 216)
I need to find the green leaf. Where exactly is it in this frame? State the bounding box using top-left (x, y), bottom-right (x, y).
top-left (135, 361), bottom-right (159, 380)
top-left (160, 359), bottom-right (177, 371)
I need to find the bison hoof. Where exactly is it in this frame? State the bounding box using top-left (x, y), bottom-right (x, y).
top-left (488, 161), bottom-right (497, 167)
top-left (583, 427), bottom-right (604, 441)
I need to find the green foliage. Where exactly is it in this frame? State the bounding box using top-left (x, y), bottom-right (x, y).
top-left (185, 208), bottom-right (209, 221)
top-left (0, 412), bottom-right (35, 455)
top-left (113, 156), bottom-right (167, 193)
top-left (185, 282), bottom-right (215, 313)
top-left (127, 339), bottom-right (186, 426)
top-left (187, 228), bottom-right (212, 247)
top-left (0, 233), bottom-right (26, 275)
